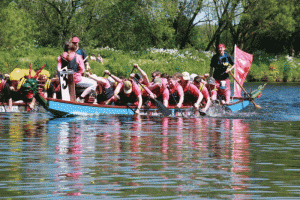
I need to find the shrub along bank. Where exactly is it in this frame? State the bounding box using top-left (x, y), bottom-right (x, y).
top-left (1, 46), bottom-right (300, 82)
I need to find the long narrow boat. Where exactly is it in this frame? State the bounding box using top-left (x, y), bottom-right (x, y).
top-left (34, 94), bottom-right (252, 117)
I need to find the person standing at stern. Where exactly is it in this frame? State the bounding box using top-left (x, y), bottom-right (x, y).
top-left (210, 44), bottom-right (234, 104)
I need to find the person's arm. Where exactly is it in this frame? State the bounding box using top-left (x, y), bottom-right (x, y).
top-left (57, 56), bottom-right (62, 71)
top-left (133, 64), bottom-right (150, 86)
top-left (113, 83), bottom-right (122, 99)
top-left (194, 92), bottom-right (203, 109)
top-left (176, 85), bottom-right (184, 108)
top-left (87, 74), bottom-right (107, 86)
top-left (80, 49), bottom-right (90, 70)
top-left (135, 94), bottom-right (142, 114)
top-left (104, 70), bottom-right (123, 84)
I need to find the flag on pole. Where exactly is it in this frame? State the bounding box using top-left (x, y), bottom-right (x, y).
top-left (234, 46), bottom-right (253, 97)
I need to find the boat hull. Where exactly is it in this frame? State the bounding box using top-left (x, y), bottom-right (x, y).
top-left (38, 97), bottom-right (250, 117)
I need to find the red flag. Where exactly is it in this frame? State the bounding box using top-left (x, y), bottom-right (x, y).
top-left (234, 46), bottom-right (253, 97)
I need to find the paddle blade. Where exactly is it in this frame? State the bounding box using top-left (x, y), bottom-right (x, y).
top-left (151, 99), bottom-right (171, 116)
top-left (253, 101), bottom-right (261, 109)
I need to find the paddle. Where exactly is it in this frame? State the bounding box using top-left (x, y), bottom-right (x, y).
top-left (227, 70), bottom-right (261, 109)
top-left (133, 77), bottom-right (171, 117)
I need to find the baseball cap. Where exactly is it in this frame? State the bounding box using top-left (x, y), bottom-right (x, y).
top-left (72, 37), bottom-right (80, 43)
top-left (218, 44), bottom-right (226, 49)
top-left (182, 72), bottom-right (190, 80)
top-left (123, 81), bottom-right (132, 94)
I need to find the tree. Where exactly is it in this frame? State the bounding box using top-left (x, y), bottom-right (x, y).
top-left (16, 0), bottom-right (99, 46)
top-left (204, 0), bottom-right (243, 51)
top-left (0, 2), bottom-right (38, 48)
top-left (229, 0), bottom-right (295, 52)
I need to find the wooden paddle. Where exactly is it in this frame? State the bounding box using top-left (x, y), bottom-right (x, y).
top-left (133, 77), bottom-right (171, 117)
top-left (228, 70), bottom-right (261, 109)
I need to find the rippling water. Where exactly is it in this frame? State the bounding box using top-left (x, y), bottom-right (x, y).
top-left (0, 83), bottom-right (300, 199)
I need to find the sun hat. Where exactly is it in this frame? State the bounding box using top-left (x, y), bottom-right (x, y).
top-left (72, 37), bottom-right (80, 43)
top-left (219, 80), bottom-right (226, 89)
top-left (123, 81), bottom-right (132, 94)
top-left (153, 77), bottom-right (162, 84)
top-left (182, 72), bottom-right (190, 80)
top-left (190, 73), bottom-right (197, 81)
top-left (208, 77), bottom-right (216, 85)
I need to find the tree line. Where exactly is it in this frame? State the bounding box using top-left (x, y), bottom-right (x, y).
top-left (1, 0), bottom-right (299, 54)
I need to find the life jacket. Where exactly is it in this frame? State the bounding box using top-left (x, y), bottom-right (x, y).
top-left (61, 54), bottom-right (79, 72)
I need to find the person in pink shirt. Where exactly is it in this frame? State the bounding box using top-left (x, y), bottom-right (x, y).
top-left (109, 74), bottom-right (142, 114)
top-left (148, 77), bottom-right (169, 107)
top-left (57, 42), bottom-right (97, 102)
top-left (178, 72), bottom-right (203, 111)
top-left (167, 75), bottom-right (184, 108)
top-left (193, 75), bottom-right (212, 113)
top-left (86, 72), bottom-right (114, 104)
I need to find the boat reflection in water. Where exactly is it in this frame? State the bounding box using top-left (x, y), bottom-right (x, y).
top-left (49, 115), bottom-right (251, 198)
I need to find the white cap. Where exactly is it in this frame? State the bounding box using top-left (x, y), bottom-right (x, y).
top-left (182, 72), bottom-right (190, 80)
top-left (190, 73), bottom-right (197, 81)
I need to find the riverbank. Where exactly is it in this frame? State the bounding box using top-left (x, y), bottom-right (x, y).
top-left (1, 46), bottom-right (300, 82)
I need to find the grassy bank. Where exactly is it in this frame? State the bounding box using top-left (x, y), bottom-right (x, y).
top-left (1, 46), bottom-right (300, 82)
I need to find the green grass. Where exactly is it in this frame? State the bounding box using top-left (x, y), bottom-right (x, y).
top-left (1, 46), bottom-right (300, 82)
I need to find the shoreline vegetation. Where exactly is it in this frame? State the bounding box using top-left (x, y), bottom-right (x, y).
top-left (1, 46), bottom-right (300, 83)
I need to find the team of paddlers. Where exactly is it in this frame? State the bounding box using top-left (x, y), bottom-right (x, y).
top-left (0, 36), bottom-right (234, 114)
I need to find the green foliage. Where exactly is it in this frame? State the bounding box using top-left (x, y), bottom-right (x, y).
top-left (0, 2), bottom-right (38, 49)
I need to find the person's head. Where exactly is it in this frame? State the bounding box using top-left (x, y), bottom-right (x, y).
top-left (153, 77), bottom-right (162, 85)
top-left (172, 72), bottom-right (182, 81)
top-left (71, 36), bottom-right (80, 49)
top-left (167, 76), bottom-right (176, 88)
top-left (190, 73), bottom-right (197, 81)
top-left (151, 70), bottom-right (161, 80)
top-left (123, 80), bottom-right (132, 95)
top-left (181, 72), bottom-right (190, 82)
top-left (193, 76), bottom-right (202, 85)
top-left (68, 42), bottom-right (76, 53)
top-left (218, 44), bottom-right (226, 56)
top-left (92, 53), bottom-right (95, 56)
top-left (161, 72), bottom-right (169, 78)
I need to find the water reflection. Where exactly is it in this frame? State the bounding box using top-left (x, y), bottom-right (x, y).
top-left (0, 113), bottom-right (282, 199)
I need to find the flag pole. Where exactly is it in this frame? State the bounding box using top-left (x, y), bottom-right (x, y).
top-left (233, 44), bottom-right (237, 97)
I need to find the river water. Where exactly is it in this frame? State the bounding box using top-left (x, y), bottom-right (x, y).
top-left (0, 83), bottom-right (300, 199)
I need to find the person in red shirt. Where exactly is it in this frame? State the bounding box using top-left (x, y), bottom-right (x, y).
top-left (192, 75), bottom-right (212, 113)
top-left (108, 72), bottom-right (142, 114)
top-left (178, 72), bottom-right (203, 111)
top-left (57, 42), bottom-right (97, 102)
top-left (148, 77), bottom-right (169, 107)
top-left (167, 75), bottom-right (184, 108)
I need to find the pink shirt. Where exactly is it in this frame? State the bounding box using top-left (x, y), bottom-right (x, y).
top-left (182, 81), bottom-right (200, 97)
top-left (120, 80), bottom-right (141, 97)
top-left (150, 78), bottom-right (169, 101)
top-left (57, 52), bottom-right (85, 84)
top-left (169, 82), bottom-right (184, 97)
top-left (194, 82), bottom-right (210, 100)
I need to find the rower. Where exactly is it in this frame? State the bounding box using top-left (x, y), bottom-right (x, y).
top-left (107, 72), bottom-right (143, 114)
top-left (192, 75), bottom-right (212, 113)
top-left (178, 72), bottom-right (203, 112)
